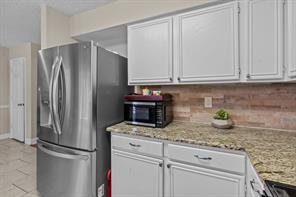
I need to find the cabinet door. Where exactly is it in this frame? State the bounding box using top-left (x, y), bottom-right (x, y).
top-left (246, 158), bottom-right (266, 197)
top-left (128, 17), bottom-right (173, 84)
top-left (166, 162), bottom-right (245, 197)
top-left (175, 2), bottom-right (239, 83)
top-left (112, 150), bottom-right (163, 197)
top-left (245, 0), bottom-right (284, 80)
top-left (287, 0), bottom-right (296, 78)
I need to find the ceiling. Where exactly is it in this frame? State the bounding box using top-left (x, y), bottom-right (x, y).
top-left (0, 0), bottom-right (114, 48)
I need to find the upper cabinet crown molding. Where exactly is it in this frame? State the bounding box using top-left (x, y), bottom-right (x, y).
top-left (242, 0), bottom-right (284, 81)
top-left (128, 17), bottom-right (173, 85)
top-left (175, 1), bottom-right (240, 83)
top-left (287, 0), bottom-right (296, 78)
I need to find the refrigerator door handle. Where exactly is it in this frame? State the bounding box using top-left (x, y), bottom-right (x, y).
top-left (38, 143), bottom-right (89, 161)
top-left (49, 56), bottom-right (59, 134)
top-left (52, 56), bottom-right (63, 135)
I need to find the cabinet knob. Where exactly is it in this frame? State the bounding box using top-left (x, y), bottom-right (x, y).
top-left (177, 77), bottom-right (181, 82)
top-left (169, 77), bottom-right (173, 81)
top-left (246, 74), bottom-right (251, 79)
top-left (159, 163), bottom-right (163, 167)
top-left (167, 164), bottom-right (171, 168)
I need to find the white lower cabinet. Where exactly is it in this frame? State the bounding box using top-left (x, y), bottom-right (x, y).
top-left (111, 134), bottom-right (247, 197)
top-left (246, 158), bottom-right (267, 197)
top-left (111, 150), bottom-right (163, 197)
top-left (166, 162), bottom-right (245, 197)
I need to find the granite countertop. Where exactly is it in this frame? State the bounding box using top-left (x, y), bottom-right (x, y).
top-left (107, 121), bottom-right (296, 186)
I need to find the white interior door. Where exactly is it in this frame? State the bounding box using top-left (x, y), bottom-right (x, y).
top-left (10, 57), bottom-right (26, 142)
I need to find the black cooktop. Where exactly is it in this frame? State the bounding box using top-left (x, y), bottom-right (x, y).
top-left (265, 180), bottom-right (296, 197)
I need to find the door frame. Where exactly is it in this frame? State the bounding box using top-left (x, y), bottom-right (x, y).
top-left (9, 57), bottom-right (27, 143)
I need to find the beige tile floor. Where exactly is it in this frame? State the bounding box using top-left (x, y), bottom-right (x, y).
top-left (0, 139), bottom-right (40, 197)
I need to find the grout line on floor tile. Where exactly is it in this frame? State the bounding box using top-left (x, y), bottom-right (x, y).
top-left (16, 169), bottom-right (30, 176)
top-left (19, 159), bottom-right (32, 165)
top-left (12, 183), bottom-right (29, 193)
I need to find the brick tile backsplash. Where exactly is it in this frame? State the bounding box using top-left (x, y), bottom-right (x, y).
top-left (143, 84), bottom-right (296, 130)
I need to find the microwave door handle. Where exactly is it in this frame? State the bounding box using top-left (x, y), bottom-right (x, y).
top-left (49, 56), bottom-right (59, 134)
top-left (124, 101), bottom-right (156, 106)
top-left (52, 56), bottom-right (63, 135)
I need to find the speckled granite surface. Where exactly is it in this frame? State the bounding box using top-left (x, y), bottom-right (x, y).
top-left (107, 121), bottom-right (296, 186)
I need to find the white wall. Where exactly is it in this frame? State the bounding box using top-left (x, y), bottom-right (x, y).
top-left (0, 47), bottom-right (10, 136)
top-left (41, 5), bottom-right (76, 49)
top-left (41, 1), bottom-right (212, 52)
top-left (30, 44), bottom-right (40, 140)
top-left (69, 0), bottom-right (210, 37)
top-left (9, 43), bottom-right (40, 140)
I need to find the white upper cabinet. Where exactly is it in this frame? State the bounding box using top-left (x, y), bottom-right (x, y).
top-left (127, 0), bottom-right (292, 85)
top-left (287, 0), bottom-right (296, 78)
top-left (242, 0), bottom-right (284, 81)
top-left (175, 2), bottom-right (240, 83)
top-left (128, 17), bottom-right (173, 85)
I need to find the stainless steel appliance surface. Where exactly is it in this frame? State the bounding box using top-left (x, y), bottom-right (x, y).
top-left (265, 180), bottom-right (296, 197)
top-left (124, 94), bottom-right (173, 128)
top-left (37, 41), bottom-right (130, 197)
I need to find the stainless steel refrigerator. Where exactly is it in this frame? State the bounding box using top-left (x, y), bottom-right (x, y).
top-left (37, 42), bottom-right (129, 197)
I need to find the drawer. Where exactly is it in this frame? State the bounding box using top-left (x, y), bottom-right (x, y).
top-left (111, 135), bottom-right (163, 157)
top-left (168, 144), bottom-right (245, 174)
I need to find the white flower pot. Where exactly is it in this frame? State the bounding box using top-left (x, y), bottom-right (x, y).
top-left (211, 119), bottom-right (233, 129)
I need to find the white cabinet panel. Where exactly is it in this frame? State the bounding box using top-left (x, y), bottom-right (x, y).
top-left (287, 0), bottom-right (296, 78)
top-left (245, 0), bottom-right (284, 80)
top-left (112, 150), bottom-right (163, 197)
top-left (175, 2), bottom-right (239, 82)
top-left (167, 162), bottom-right (245, 197)
top-left (111, 134), bottom-right (247, 197)
top-left (112, 135), bottom-right (163, 157)
top-left (168, 144), bottom-right (245, 174)
top-left (246, 158), bottom-right (266, 197)
top-left (128, 17), bottom-right (173, 84)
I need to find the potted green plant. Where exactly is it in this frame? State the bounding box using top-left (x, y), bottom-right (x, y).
top-left (211, 109), bottom-right (233, 129)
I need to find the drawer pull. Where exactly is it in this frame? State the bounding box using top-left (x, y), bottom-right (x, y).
top-left (194, 155), bottom-right (212, 160)
top-left (129, 143), bottom-right (141, 147)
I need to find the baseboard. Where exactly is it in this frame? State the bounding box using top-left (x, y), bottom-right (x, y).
top-left (0, 133), bottom-right (10, 140)
top-left (0, 105), bottom-right (9, 109)
top-left (25, 137), bottom-right (38, 145)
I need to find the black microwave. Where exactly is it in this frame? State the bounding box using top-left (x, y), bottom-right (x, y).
top-left (124, 94), bottom-right (173, 128)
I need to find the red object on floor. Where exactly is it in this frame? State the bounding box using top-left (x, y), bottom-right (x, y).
top-left (107, 169), bottom-right (111, 197)
top-left (31, 144), bottom-right (37, 148)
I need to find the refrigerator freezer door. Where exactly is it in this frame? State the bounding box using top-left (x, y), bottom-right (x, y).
top-left (37, 140), bottom-right (96, 197)
top-left (58, 42), bottom-right (96, 151)
top-left (37, 47), bottom-right (59, 144)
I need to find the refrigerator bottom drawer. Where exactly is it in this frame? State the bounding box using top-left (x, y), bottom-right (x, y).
top-left (37, 140), bottom-right (96, 197)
